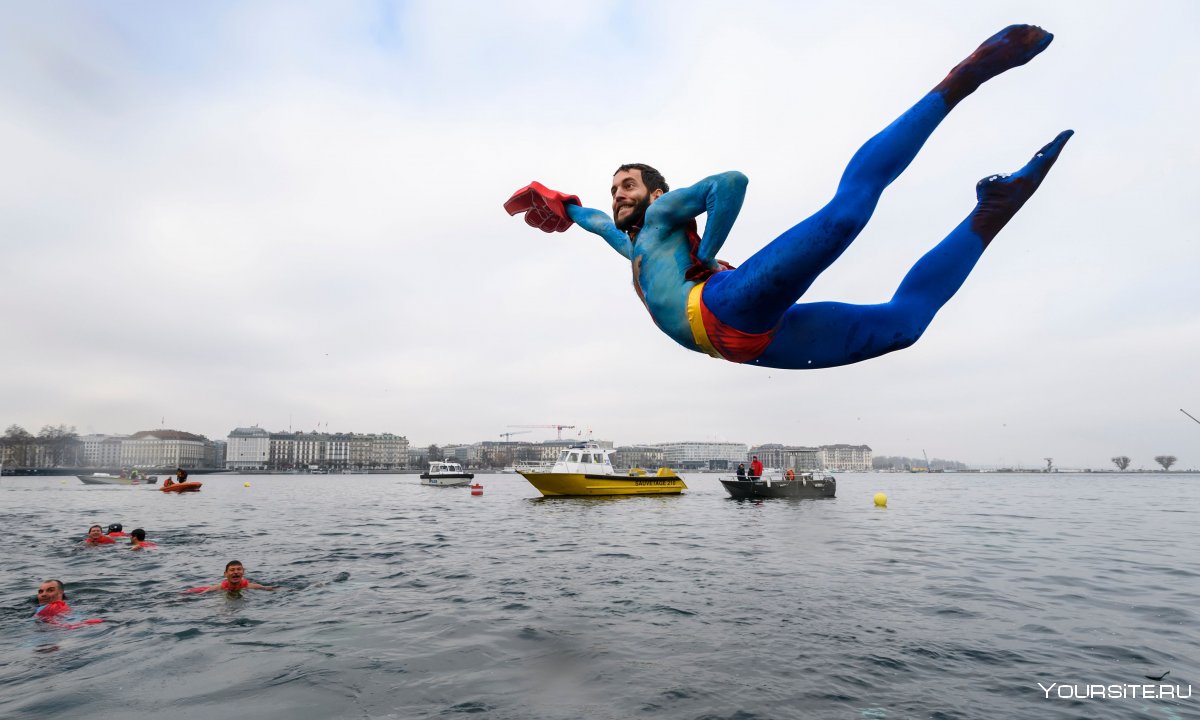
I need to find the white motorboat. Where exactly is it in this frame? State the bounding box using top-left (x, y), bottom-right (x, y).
top-left (419, 459), bottom-right (474, 486)
top-left (77, 471), bottom-right (158, 486)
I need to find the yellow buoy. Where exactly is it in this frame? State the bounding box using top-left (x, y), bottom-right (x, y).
top-left (873, 492), bottom-right (887, 507)
top-left (244, 482), bottom-right (251, 488)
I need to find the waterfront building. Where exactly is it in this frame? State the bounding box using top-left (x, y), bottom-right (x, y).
top-left (748, 443), bottom-right (822, 471)
top-left (121, 430), bottom-right (211, 469)
top-left (477, 440), bottom-right (525, 468)
top-left (445, 444), bottom-right (481, 464)
top-left (819, 444), bottom-right (873, 471)
top-left (78, 433), bottom-right (127, 468)
top-left (263, 430), bottom-right (410, 471)
top-left (208, 440), bottom-right (226, 469)
top-left (612, 445), bottom-right (665, 470)
top-left (656, 441), bottom-right (748, 470)
top-left (227, 427), bottom-right (271, 470)
top-left (747, 443), bottom-right (872, 472)
top-left (370, 433), bottom-right (408, 468)
top-left (349, 434), bottom-right (372, 469)
top-left (327, 434), bottom-right (352, 469)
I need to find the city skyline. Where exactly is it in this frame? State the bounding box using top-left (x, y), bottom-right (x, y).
top-left (3, 3), bottom-right (1197, 470)
top-left (3, 420), bottom-right (1186, 472)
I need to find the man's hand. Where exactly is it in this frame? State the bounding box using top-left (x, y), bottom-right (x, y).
top-left (503, 182), bottom-right (580, 233)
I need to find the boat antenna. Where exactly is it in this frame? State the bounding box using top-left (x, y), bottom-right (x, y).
top-left (1182, 408), bottom-right (1200, 426)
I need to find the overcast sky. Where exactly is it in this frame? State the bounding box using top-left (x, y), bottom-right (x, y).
top-left (3, 1), bottom-right (1197, 470)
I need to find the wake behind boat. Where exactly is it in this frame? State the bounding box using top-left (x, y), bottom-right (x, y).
top-left (519, 442), bottom-right (686, 497)
top-left (420, 459), bottom-right (473, 486)
top-left (720, 472), bottom-right (836, 500)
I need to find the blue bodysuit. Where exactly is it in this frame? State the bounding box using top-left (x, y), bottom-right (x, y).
top-left (521, 26), bottom-right (1072, 369)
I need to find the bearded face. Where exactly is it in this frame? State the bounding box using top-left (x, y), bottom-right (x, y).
top-left (614, 193), bottom-right (652, 231)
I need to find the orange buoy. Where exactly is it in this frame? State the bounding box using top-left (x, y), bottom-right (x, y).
top-left (470, 483), bottom-right (483, 496)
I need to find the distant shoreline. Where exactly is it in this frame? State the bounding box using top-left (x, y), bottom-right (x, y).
top-left (3, 467), bottom-right (1196, 476)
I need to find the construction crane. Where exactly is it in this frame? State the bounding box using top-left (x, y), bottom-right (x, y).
top-left (499, 430), bottom-right (531, 442)
top-left (509, 424), bottom-right (577, 440)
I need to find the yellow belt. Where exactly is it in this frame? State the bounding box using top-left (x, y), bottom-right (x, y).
top-left (686, 281), bottom-right (722, 359)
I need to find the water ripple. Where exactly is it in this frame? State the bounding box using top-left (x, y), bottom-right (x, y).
top-left (1, 472), bottom-right (1198, 719)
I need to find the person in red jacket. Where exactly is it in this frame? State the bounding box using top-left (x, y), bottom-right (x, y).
top-left (33, 579), bottom-right (103, 627)
top-left (749, 456), bottom-right (764, 480)
top-left (191, 560), bottom-right (277, 593)
top-left (84, 525), bottom-right (116, 545)
top-left (129, 528), bottom-right (157, 550)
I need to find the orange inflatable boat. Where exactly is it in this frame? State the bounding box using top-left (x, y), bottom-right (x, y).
top-left (161, 481), bottom-right (203, 493)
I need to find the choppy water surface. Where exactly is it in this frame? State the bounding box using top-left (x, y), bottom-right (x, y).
top-left (1, 472), bottom-right (1197, 719)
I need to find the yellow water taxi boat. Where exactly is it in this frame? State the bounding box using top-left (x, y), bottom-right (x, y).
top-left (519, 442), bottom-right (686, 497)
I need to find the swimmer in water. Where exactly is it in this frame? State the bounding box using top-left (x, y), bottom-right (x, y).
top-left (106, 523), bottom-right (128, 538)
top-left (33, 579), bottom-right (103, 626)
top-left (84, 525), bottom-right (116, 545)
top-left (129, 528), bottom-right (156, 550)
top-left (193, 560), bottom-right (277, 593)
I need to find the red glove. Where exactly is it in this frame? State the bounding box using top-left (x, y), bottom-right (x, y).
top-left (503, 182), bottom-right (580, 233)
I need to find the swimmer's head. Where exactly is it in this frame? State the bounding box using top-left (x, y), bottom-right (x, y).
top-left (107, 523), bottom-right (122, 533)
top-left (612, 164), bottom-right (668, 232)
top-left (37, 579), bottom-right (65, 604)
top-left (224, 561), bottom-right (245, 582)
top-left (130, 528), bottom-right (146, 542)
top-left (87, 525), bottom-right (103, 539)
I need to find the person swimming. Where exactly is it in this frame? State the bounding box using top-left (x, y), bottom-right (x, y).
top-left (129, 528), bottom-right (157, 550)
top-left (106, 523), bottom-right (128, 538)
top-left (84, 525), bottom-right (116, 545)
top-left (190, 560), bottom-right (277, 593)
top-left (33, 580), bottom-right (103, 627)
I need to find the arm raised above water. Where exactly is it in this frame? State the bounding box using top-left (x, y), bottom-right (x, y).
top-left (644, 171), bottom-right (747, 263)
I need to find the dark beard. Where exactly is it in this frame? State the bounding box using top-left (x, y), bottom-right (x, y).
top-left (614, 195), bottom-right (651, 232)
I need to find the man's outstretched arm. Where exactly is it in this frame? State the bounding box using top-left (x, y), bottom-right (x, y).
top-left (645, 171), bottom-right (747, 263)
top-left (504, 181), bottom-right (632, 260)
top-left (565, 204), bottom-right (632, 260)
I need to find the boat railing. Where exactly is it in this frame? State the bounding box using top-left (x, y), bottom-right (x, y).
top-left (515, 461), bottom-right (555, 473)
top-left (727, 471), bottom-right (832, 483)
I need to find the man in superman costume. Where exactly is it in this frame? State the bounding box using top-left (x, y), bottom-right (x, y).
top-left (504, 25), bottom-right (1072, 369)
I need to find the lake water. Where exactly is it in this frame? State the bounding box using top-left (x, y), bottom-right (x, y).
top-left (1, 472), bottom-right (1196, 720)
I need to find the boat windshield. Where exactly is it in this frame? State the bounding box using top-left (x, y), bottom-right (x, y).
top-left (557, 447), bottom-right (613, 466)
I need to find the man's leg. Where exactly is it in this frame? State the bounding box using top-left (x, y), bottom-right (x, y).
top-left (705, 25), bottom-right (1054, 334)
top-left (750, 131), bottom-right (1072, 370)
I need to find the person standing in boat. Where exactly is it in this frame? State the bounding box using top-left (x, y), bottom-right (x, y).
top-left (749, 456), bottom-right (764, 480)
top-left (736, 463), bottom-right (747, 481)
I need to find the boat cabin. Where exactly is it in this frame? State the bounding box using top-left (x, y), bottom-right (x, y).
top-left (552, 444), bottom-right (614, 475)
top-left (427, 459), bottom-right (466, 474)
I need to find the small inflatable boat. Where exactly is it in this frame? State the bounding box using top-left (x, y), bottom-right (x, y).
top-left (160, 481), bottom-right (203, 493)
